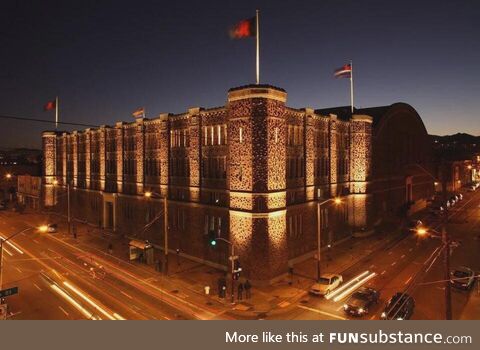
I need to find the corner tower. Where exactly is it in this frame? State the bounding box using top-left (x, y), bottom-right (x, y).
top-left (227, 85), bottom-right (288, 283)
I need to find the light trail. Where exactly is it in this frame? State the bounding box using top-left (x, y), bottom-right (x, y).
top-left (332, 272), bottom-right (377, 302)
top-left (324, 270), bottom-right (370, 300)
top-left (0, 234), bottom-right (24, 254)
top-left (63, 281), bottom-right (117, 320)
top-left (50, 284), bottom-right (95, 320)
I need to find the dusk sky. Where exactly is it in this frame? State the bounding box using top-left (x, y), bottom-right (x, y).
top-left (0, 0), bottom-right (479, 149)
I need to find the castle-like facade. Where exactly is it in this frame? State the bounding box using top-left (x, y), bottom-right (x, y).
top-left (42, 85), bottom-right (433, 283)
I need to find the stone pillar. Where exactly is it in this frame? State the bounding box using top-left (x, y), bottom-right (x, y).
top-left (349, 115), bottom-right (373, 234)
top-left (304, 108), bottom-right (315, 201)
top-left (328, 114), bottom-right (338, 196)
top-left (188, 107), bottom-right (201, 202)
top-left (62, 133), bottom-right (68, 185)
top-left (42, 131), bottom-right (57, 207)
top-left (85, 129), bottom-right (91, 189)
top-left (115, 122), bottom-right (124, 193)
top-left (135, 118), bottom-right (145, 194)
top-left (159, 113), bottom-right (170, 198)
top-left (349, 115), bottom-right (373, 194)
top-left (99, 126), bottom-right (107, 191)
top-left (72, 131), bottom-right (79, 187)
top-left (227, 85), bottom-right (288, 284)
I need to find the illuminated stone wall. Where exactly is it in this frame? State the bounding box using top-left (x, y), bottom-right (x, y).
top-left (42, 87), bottom-right (433, 283)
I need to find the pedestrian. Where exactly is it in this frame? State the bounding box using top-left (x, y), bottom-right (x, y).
top-left (108, 242), bottom-right (113, 255)
top-left (244, 280), bottom-right (251, 299)
top-left (237, 282), bottom-right (244, 301)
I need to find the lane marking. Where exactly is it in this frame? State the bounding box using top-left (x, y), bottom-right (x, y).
top-left (33, 283), bottom-right (43, 292)
top-left (3, 247), bottom-right (13, 256)
top-left (33, 239), bottom-right (40, 244)
top-left (15, 267), bottom-right (23, 273)
top-left (405, 276), bottom-right (413, 285)
top-left (401, 255), bottom-right (405, 259)
top-left (58, 306), bottom-right (69, 317)
top-left (381, 270), bottom-right (386, 275)
top-left (297, 305), bottom-right (346, 320)
top-left (120, 290), bottom-right (133, 299)
top-left (369, 264), bottom-right (375, 269)
top-left (391, 262), bottom-right (397, 266)
top-left (388, 251), bottom-right (393, 255)
top-left (409, 248), bottom-right (413, 252)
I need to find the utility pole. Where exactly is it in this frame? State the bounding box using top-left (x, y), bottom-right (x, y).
top-left (440, 161), bottom-right (452, 320)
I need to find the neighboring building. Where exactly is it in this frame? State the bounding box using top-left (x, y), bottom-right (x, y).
top-left (42, 84), bottom-right (433, 283)
top-left (0, 148), bottom-right (42, 203)
top-left (17, 175), bottom-right (42, 210)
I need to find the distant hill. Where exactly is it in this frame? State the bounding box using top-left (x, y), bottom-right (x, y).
top-left (430, 133), bottom-right (480, 161)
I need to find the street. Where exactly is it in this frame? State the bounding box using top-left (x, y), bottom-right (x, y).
top-left (0, 189), bottom-right (479, 320)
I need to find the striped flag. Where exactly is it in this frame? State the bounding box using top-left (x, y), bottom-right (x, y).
top-left (334, 64), bottom-right (352, 79)
top-left (132, 107), bottom-right (145, 118)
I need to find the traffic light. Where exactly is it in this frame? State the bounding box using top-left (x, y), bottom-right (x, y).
top-left (208, 230), bottom-right (216, 246)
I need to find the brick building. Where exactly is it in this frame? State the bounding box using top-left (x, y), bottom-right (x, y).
top-left (42, 84), bottom-right (433, 283)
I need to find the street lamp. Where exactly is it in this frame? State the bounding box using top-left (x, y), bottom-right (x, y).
top-left (213, 237), bottom-right (238, 304)
top-left (5, 173), bottom-right (12, 180)
top-left (144, 191), bottom-right (168, 275)
top-left (316, 196), bottom-right (342, 282)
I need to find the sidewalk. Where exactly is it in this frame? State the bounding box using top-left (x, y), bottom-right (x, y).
top-left (23, 209), bottom-right (412, 319)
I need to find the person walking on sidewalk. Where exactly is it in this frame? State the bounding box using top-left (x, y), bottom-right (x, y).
top-left (244, 280), bottom-right (251, 299)
top-left (237, 282), bottom-right (244, 301)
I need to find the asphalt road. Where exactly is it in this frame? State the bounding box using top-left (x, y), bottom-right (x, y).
top-left (272, 189), bottom-right (480, 320)
top-left (0, 211), bottom-right (222, 320)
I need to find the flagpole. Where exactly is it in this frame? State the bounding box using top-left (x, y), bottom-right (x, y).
top-left (256, 9), bottom-right (260, 85)
top-left (350, 60), bottom-right (354, 114)
top-left (55, 96), bottom-right (59, 130)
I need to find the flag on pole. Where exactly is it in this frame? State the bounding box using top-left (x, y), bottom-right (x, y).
top-left (132, 107), bottom-right (145, 118)
top-left (44, 100), bottom-right (56, 111)
top-left (229, 17), bottom-right (256, 39)
top-left (334, 64), bottom-right (352, 79)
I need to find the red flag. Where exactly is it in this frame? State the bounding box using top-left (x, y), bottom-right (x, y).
top-left (334, 64), bottom-right (352, 79)
top-left (44, 100), bottom-right (56, 111)
top-left (229, 17), bottom-right (256, 39)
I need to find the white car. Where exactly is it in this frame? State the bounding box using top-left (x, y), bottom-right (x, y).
top-left (309, 274), bottom-right (343, 296)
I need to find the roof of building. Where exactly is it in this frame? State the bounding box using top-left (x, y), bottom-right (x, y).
top-left (315, 105), bottom-right (391, 126)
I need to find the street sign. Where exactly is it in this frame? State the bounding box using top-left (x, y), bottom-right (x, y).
top-left (0, 286), bottom-right (18, 298)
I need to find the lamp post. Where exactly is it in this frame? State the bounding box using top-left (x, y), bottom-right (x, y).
top-left (415, 223), bottom-right (452, 319)
top-left (316, 196), bottom-right (342, 282)
top-left (212, 237), bottom-right (237, 304)
top-left (144, 191), bottom-right (168, 275)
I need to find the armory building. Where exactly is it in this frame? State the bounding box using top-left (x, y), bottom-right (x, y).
top-left (42, 84), bottom-right (433, 283)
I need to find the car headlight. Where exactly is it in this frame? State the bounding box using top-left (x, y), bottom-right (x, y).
top-left (381, 312), bottom-right (386, 318)
top-left (343, 304), bottom-right (348, 309)
top-left (358, 308), bottom-right (364, 314)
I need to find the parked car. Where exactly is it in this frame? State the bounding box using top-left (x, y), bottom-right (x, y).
top-left (381, 292), bottom-right (415, 320)
top-left (343, 287), bottom-right (380, 316)
top-left (451, 267), bottom-right (476, 290)
top-left (309, 274), bottom-right (343, 296)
